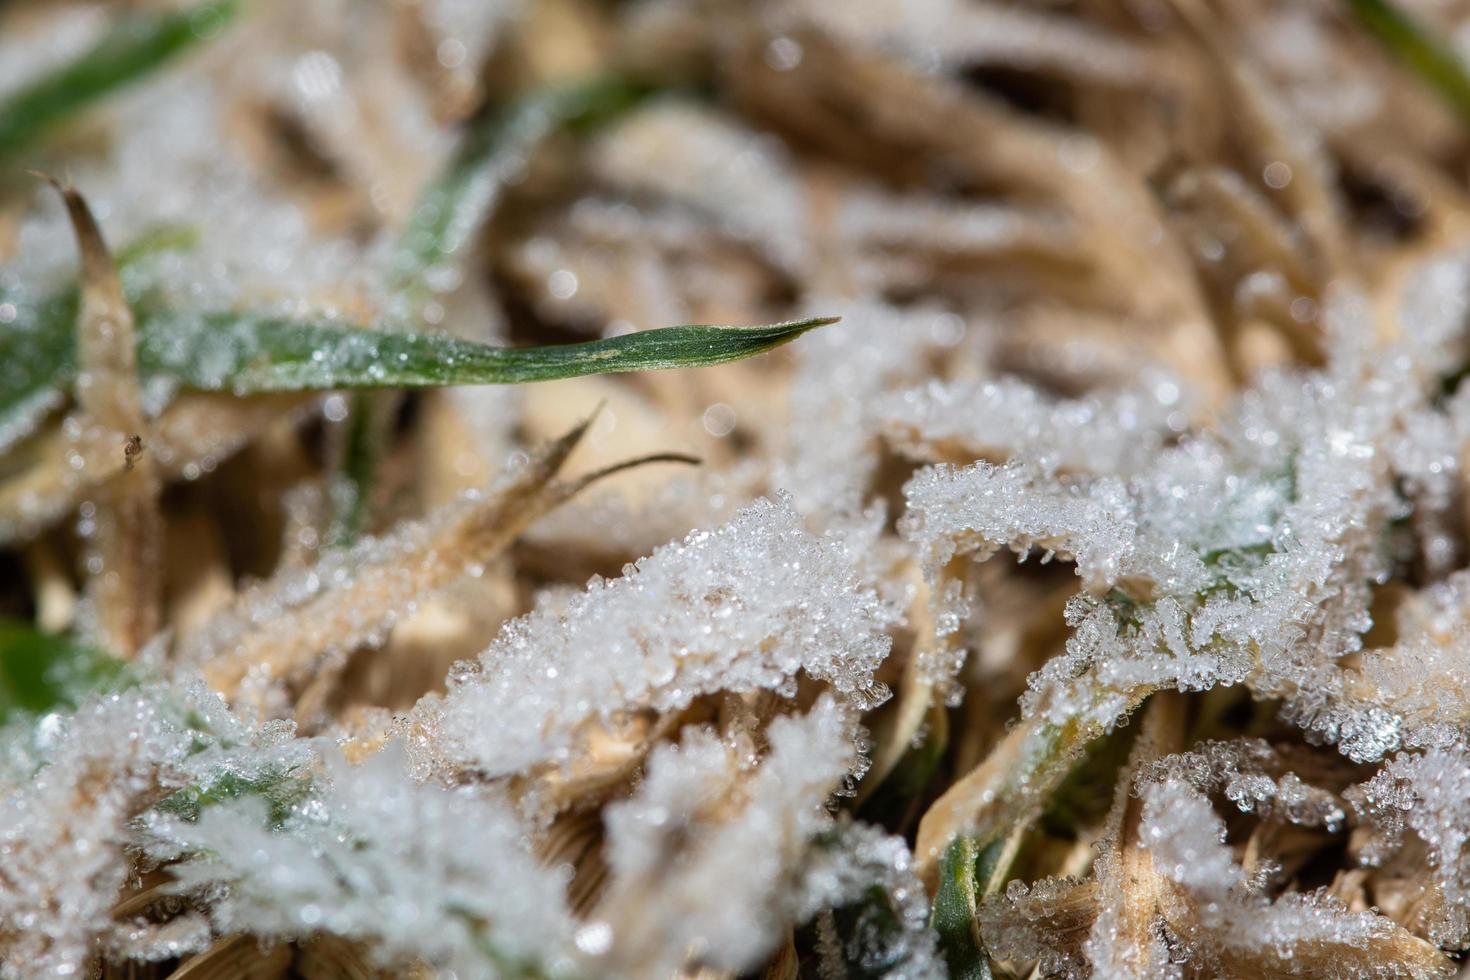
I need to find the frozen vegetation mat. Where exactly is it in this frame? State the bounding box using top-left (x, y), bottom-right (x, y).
top-left (9, 0), bottom-right (1470, 977)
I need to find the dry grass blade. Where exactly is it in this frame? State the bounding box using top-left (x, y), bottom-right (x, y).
top-left (46, 177), bottom-right (161, 657)
top-left (185, 411), bottom-right (694, 711)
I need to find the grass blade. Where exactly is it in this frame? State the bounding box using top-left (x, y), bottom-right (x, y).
top-left (1345, 0), bottom-right (1470, 124)
top-left (388, 74), bottom-right (658, 304)
top-left (931, 837), bottom-right (1004, 980)
top-left (347, 74), bottom-right (656, 542)
top-left (138, 312), bottom-right (836, 393)
top-left (0, 1), bottom-right (239, 158)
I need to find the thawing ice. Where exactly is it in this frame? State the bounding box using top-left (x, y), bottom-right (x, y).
top-left (408, 495), bottom-right (898, 781)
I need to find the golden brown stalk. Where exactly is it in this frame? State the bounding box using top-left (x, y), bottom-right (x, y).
top-left (47, 177), bottom-right (162, 658)
top-left (1083, 691), bottom-right (1187, 975)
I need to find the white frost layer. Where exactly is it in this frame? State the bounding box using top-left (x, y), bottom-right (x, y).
top-left (411, 495), bottom-right (898, 779)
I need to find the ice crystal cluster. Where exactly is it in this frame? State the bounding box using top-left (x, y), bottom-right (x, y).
top-left (16, 0), bottom-right (1470, 978)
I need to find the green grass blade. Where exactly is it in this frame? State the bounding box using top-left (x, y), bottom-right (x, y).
top-left (340, 74), bottom-right (657, 543)
top-left (1345, 0), bottom-right (1470, 125)
top-left (0, 0), bottom-right (239, 158)
top-left (931, 837), bottom-right (1000, 980)
top-left (388, 74), bottom-right (657, 303)
top-left (0, 619), bottom-right (131, 724)
top-left (137, 312), bottom-right (836, 393)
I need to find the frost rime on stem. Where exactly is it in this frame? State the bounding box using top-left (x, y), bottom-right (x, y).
top-left (407, 494), bottom-right (898, 783)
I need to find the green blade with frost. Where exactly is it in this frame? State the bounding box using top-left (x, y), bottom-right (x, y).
top-left (137, 312), bottom-right (836, 392)
top-left (0, 0), bottom-right (239, 158)
top-left (337, 73), bottom-right (657, 543)
top-left (0, 287), bottom-right (829, 458)
top-left (931, 837), bottom-right (1005, 980)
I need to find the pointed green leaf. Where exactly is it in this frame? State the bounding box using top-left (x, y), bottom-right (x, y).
top-left (0, 0), bottom-right (239, 159)
top-left (136, 311), bottom-right (836, 393)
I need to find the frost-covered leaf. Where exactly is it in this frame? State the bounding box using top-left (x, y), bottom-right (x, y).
top-left (800, 820), bottom-right (945, 980)
top-left (876, 374), bottom-right (1186, 475)
top-left (0, 298), bottom-right (829, 476)
top-left (0, 681), bottom-right (304, 977)
top-left (588, 696), bottom-right (861, 977)
top-left (1348, 745), bottom-right (1470, 947)
top-left (0, 0), bottom-right (238, 158)
top-left (1131, 775), bottom-right (1451, 976)
top-left (181, 418), bottom-right (597, 711)
top-left (149, 313), bottom-right (836, 393)
top-left (931, 836), bottom-right (1006, 980)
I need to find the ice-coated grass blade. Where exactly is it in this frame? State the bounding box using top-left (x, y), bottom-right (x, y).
top-left (0, 619), bottom-right (131, 724)
top-left (0, 289), bottom-right (830, 458)
top-left (157, 769), bottom-right (312, 828)
top-left (0, 0), bottom-right (239, 159)
top-left (1345, 0), bottom-right (1470, 125)
top-left (137, 312), bottom-right (837, 393)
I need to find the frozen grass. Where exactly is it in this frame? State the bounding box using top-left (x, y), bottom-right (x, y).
top-left (9, 0), bottom-right (1470, 977)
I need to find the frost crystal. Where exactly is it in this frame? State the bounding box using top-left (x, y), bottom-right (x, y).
top-left (1140, 739), bottom-right (1347, 830)
top-left (147, 742), bottom-right (577, 976)
top-left (1125, 775), bottom-right (1440, 976)
top-left (778, 300), bottom-right (971, 515)
top-left (1349, 745), bottom-right (1470, 947)
top-left (590, 696), bottom-right (859, 977)
top-left (877, 374), bottom-right (1186, 476)
top-left (795, 820), bottom-right (944, 980)
top-left (901, 318), bottom-right (1410, 729)
top-left (409, 495), bottom-right (896, 781)
top-left (0, 681), bottom-right (307, 979)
